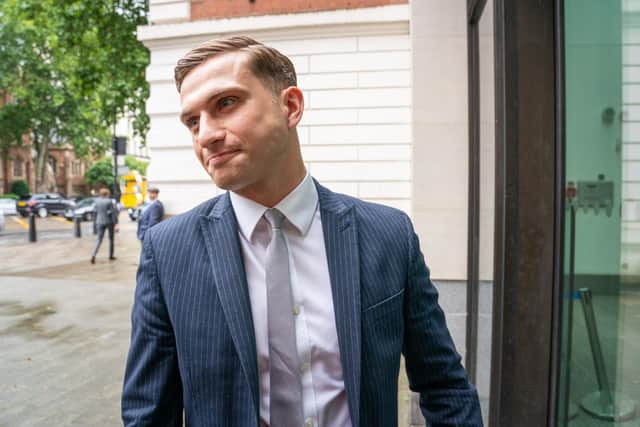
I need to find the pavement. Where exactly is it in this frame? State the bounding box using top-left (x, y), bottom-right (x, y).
top-left (0, 212), bottom-right (416, 426)
top-left (0, 213), bottom-right (138, 427)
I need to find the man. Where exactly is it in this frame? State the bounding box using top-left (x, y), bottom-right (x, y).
top-left (122, 36), bottom-right (482, 426)
top-left (91, 188), bottom-right (118, 264)
top-left (136, 186), bottom-right (164, 241)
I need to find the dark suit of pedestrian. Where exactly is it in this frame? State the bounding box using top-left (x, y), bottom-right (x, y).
top-left (122, 182), bottom-right (482, 427)
top-left (92, 197), bottom-right (118, 259)
top-left (137, 200), bottom-right (164, 241)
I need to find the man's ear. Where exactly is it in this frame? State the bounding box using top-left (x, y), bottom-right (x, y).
top-left (281, 86), bottom-right (304, 129)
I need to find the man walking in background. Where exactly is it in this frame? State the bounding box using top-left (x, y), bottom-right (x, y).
top-left (136, 186), bottom-right (164, 241)
top-left (91, 188), bottom-right (118, 264)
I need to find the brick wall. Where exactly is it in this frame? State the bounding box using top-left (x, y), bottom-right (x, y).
top-left (191, 0), bottom-right (407, 21)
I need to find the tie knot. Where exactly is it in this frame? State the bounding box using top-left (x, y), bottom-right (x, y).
top-left (264, 208), bottom-right (286, 229)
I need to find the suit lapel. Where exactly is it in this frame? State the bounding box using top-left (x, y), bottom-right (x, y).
top-left (316, 182), bottom-right (361, 427)
top-left (198, 193), bottom-right (259, 420)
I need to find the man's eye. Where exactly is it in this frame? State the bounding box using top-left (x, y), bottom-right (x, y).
top-left (187, 118), bottom-right (199, 129)
top-left (219, 97), bottom-right (237, 109)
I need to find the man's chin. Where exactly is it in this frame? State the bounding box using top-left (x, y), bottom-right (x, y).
top-left (210, 172), bottom-right (239, 192)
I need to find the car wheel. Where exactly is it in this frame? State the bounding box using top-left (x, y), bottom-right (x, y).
top-left (37, 207), bottom-right (48, 218)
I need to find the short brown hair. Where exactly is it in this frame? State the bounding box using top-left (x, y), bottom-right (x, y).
top-left (99, 188), bottom-right (110, 197)
top-left (174, 36), bottom-right (297, 94)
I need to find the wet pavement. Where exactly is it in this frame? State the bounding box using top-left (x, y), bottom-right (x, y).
top-left (0, 212), bottom-right (415, 426)
top-left (0, 213), bottom-right (137, 427)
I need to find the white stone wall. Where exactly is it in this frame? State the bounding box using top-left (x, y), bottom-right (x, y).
top-left (411, 0), bottom-right (469, 281)
top-left (149, 0), bottom-right (190, 24)
top-left (138, 5), bottom-right (411, 216)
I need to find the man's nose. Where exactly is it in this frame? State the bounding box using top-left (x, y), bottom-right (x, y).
top-left (196, 114), bottom-right (225, 148)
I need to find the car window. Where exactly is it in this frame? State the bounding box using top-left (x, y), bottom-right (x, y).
top-left (33, 195), bottom-right (46, 200)
top-left (76, 198), bottom-right (95, 207)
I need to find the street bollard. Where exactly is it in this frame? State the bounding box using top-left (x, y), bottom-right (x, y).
top-left (73, 216), bottom-right (82, 238)
top-left (28, 210), bottom-right (37, 242)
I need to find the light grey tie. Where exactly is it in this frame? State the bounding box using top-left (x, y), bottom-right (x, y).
top-left (264, 209), bottom-right (303, 427)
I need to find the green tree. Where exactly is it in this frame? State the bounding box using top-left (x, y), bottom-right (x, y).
top-left (0, 101), bottom-right (30, 193)
top-left (124, 155), bottom-right (148, 175)
top-left (10, 179), bottom-right (30, 197)
top-left (0, 0), bottom-right (149, 192)
top-left (85, 158), bottom-right (115, 189)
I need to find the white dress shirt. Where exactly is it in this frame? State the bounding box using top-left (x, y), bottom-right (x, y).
top-left (230, 174), bottom-right (351, 427)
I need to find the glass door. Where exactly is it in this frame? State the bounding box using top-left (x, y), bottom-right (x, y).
top-left (558, 0), bottom-right (640, 425)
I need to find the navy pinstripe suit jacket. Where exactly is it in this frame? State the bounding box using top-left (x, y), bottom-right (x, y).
top-left (122, 182), bottom-right (482, 427)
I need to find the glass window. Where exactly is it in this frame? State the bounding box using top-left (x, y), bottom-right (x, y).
top-left (13, 157), bottom-right (23, 177)
top-left (72, 160), bottom-right (81, 176)
top-left (558, 1), bottom-right (639, 425)
top-left (48, 156), bottom-right (57, 176)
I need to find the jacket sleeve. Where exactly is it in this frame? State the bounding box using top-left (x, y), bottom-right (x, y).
top-left (122, 233), bottom-right (183, 426)
top-left (401, 215), bottom-right (483, 426)
top-left (111, 199), bottom-right (119, 225)
top-left (148, 202), bottom-right (164, 228)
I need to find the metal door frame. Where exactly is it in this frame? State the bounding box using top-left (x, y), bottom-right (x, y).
top-left (466, 1), bottom-right (565, 425)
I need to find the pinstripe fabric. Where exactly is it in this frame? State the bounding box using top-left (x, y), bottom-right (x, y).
top-left (122, 182), bottom-right (482, 427)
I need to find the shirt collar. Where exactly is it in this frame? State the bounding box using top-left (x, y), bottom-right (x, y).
top-left (229, 173), bottom-right (318, 242)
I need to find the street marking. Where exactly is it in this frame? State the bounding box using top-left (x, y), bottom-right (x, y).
top-left (52, 216), bottom-right (70, 225)
top-left (12, 217), bottom-right (29, 230)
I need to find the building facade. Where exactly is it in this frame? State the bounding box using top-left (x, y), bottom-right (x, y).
top-left (138, 0), bottom-right (474, 424)
top-left (0, 144), bottom-right (90, 197)
top-left (138, 0), bottom-right (640, 426)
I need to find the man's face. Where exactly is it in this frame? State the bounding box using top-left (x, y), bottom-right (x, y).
top-left (148, 191), bottom-right (158, 201)
top-left (179, 51), bottom-right (292, 196)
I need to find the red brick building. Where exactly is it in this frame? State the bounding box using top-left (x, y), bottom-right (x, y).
top-left (0, 143), bottom-right (90, 196)
top-left (0, 92), bottom-right (90, 196)
top-left (190, 0), bottom-right (407, 21)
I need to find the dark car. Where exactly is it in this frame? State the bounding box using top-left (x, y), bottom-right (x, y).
top-left (64, 197), bottom-right (98, 222)
top-left (16, 193), bottom-right (75, 218)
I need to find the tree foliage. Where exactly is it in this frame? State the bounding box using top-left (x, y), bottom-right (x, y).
top-left (10, 179), bottom-right (30, 197)
top-left (124, 155), bottom-right (148, 175)
top-left (0, 0), bottom-right (150, 191)
top-left (85, 157), bottom-right (115, 189)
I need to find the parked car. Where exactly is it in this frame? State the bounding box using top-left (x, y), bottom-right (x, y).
top-left (64, 197), bottom-right (98, 222)
top-left (0, 198), bottom-right (18, 216)
top-left (16, 193), bottom-right (75, 218)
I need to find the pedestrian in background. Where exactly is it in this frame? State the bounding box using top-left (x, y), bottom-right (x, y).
top-left (136, 186), bottom-right (164, 241)
top-left (91, 188), bottom-right (119, 264)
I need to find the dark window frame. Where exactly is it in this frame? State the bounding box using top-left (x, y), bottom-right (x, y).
top-left (467, 1), bottom-right (564, 425)
top-left (465, 0), bottom-right (487, 387)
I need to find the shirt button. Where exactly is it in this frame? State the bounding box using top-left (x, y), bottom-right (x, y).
top-left (304, 418), bottom-right (313, 427)
top-left (293, 304), bottom-right (301, 315)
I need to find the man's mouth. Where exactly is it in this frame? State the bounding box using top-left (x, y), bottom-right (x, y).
top-left (206, 149), bottom-right (241, 167)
